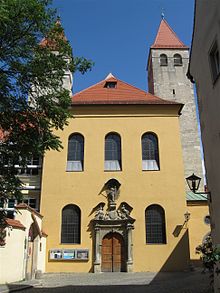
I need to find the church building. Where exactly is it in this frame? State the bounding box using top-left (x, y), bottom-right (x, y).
top-left (40, 71), bottom-right (190, 273)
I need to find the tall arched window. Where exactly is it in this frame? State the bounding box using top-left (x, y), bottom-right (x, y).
top-left (66, 133), bottom-right (84, 171)
top-left (160, 54), bottom-right (168, 66)
top-left (174, 54), bottom-right (182, 66)
top-left (105, 133), bottom-right (121, 171)
top-left (61, 204), bottom-right (81, 244)
top-left (145, 204), bottom-right (166, 244)
top-left (142, 133), bottom-right (159, 171)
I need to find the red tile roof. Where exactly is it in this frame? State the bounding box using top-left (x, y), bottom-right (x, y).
top-left (151, 19), bottom-right (188, 49)
top-left (5, 218), bottom-right (26, 230)
top-left (72, 73), bottom-right (181, 106)
top-left (16, 203), bottom-right (43, 219)
top-left (41, 230), bottom-right (48, 237)
top-left (40, 19), bottom-right (67, 50)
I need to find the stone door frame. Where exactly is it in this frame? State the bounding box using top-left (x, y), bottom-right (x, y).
top-left (93, 219), bottom-right (135, 273)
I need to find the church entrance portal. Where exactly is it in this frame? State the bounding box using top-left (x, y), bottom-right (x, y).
top-left (92, 179), bottom-right (135, 273)
top-left (101, 232), bottom-right (125, 272)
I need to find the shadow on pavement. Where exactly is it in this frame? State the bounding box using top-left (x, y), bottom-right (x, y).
top-left (6, 283), bottom-right (212, 293)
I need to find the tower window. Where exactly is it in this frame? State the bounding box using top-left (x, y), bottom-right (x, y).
top-left (174, 54), bottom-right (183, 66)
top-left (209, 40), bottom-right (220, 83)
top-left (160, 54), bottom-right (168, 66)
top-left (104, 81), bottom-right (117, 88)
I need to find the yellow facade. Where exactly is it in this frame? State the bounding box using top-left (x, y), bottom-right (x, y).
top-left (40, 103), bottom-right (192, 273)
top-left (187, 202), bottom-right (210, 265)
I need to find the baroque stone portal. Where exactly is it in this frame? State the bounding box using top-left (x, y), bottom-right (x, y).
top-left (92, 186), bottom-right (135, 273)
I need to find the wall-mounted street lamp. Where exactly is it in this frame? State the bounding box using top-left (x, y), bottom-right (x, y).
top-left (184, 211), bottom-right (191, 222)
top-left (186, 173), bottom-right (211, 202)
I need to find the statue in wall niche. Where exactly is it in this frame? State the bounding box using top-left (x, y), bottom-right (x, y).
top-left (117, 204), bottom-right (131, 219)
top-left (95, 205), bottom-right (105, 220)
top-left (107, 187), bottom-right (117, 203)
top-left (121, 204), bottom-right (131, 218)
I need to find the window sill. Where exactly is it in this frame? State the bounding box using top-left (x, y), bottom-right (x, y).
top-left (66, 170), bottom-right (83, 172)
top-left (60, 243), bottom-right (81, 245)
top-left (142, 169), bottom-right (160, 172)
top-left (104, 170), bottom-right (122, 172)
top-left (145, 243), bottom-right (167, 245)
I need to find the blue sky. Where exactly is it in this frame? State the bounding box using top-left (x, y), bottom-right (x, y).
top-left (53, 0), bottom-right (194, 94)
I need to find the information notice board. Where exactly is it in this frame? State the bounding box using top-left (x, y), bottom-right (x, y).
top-left (49, 249), bottom-right (89, 261)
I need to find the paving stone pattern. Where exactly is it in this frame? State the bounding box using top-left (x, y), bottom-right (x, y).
top-left (7, 270), bottom-right (212, 293)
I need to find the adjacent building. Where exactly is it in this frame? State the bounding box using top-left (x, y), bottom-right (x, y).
top-left (188, 0), bottom-right (220, 290)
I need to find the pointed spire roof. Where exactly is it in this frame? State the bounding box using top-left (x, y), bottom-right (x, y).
top-left (151, 19), bottom-right (188, 49)
top-left (40, 17), bottom-right (67, 49)
top-left (72, 74), bottom-right (182, 108)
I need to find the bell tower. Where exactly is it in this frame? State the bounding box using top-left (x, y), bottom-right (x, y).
top-left (40, 18), bottom-right (73, 95)
top-left (147, 18), bottom-right (204, 189)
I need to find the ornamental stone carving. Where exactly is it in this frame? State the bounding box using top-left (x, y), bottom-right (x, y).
top-left (92, 194), bottom-right (135, 273)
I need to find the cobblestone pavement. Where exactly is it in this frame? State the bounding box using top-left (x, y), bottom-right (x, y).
top-left (4, 269), bottom-right (212, 293)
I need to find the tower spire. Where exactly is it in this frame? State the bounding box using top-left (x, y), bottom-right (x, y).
top-left (161, 8), bottom-right (165, 20)
top-left (151, 18), bottom-right (188, 49)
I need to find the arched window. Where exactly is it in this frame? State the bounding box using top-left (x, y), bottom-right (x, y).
top-left (160, 54), bottom-right (168, 66)
top-left (61, 204), bottom-right (81, 244)
top-left (66, 133), bottom-right (84, 171)
top-left (174, 54), bottom-right (182, 66)
top-left (142, 133), bottom-right (159, 171)
top-left (145, 204), bottom-right (166, 244)
top-left (105, 133), bottom-right (121, 171)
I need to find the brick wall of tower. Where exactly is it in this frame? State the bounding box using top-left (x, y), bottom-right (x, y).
top-left (148, 49), bottom-right (204, 190)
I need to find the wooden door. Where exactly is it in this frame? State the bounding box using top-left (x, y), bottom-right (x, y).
top-left (101, 232), bottom-right (125, 272)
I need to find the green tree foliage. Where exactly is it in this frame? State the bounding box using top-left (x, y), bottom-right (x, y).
top-left (196, 235), bottom-right (220, 290)
top-left (0, 0), bottom-right (93, 215)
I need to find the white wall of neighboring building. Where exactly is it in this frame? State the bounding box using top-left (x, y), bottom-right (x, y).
top-left (36, 236), bottom-right (47, 273)
top-left (0, 227), bottom-right (26, 283)
top-left (189, 0), bottom-right (220, 291)
top-left (0, 206), bottom-right (46, 284)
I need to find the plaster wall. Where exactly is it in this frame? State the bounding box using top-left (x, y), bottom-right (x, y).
top-left (190, 2), bottom-right (220, 291)
top-left (0, 228), bottom-right (26, 283)
top-left (0, 208), bottom-right (46, 284)
top-left (190, 0), bottom-right (220, 244)
top-left (36, 237), bottom-right (47, 273)
top-left (187, 203), bottom-right (210, 264)
top-left (40, 105), bottom-right (189, 273)
top-left (16, 209), bottom-right (46, 275)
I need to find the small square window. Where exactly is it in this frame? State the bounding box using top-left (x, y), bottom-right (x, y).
top-left (209, 41), bottom-right (220, 83)
top-left (104, 82), bottom-right (117, 88)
